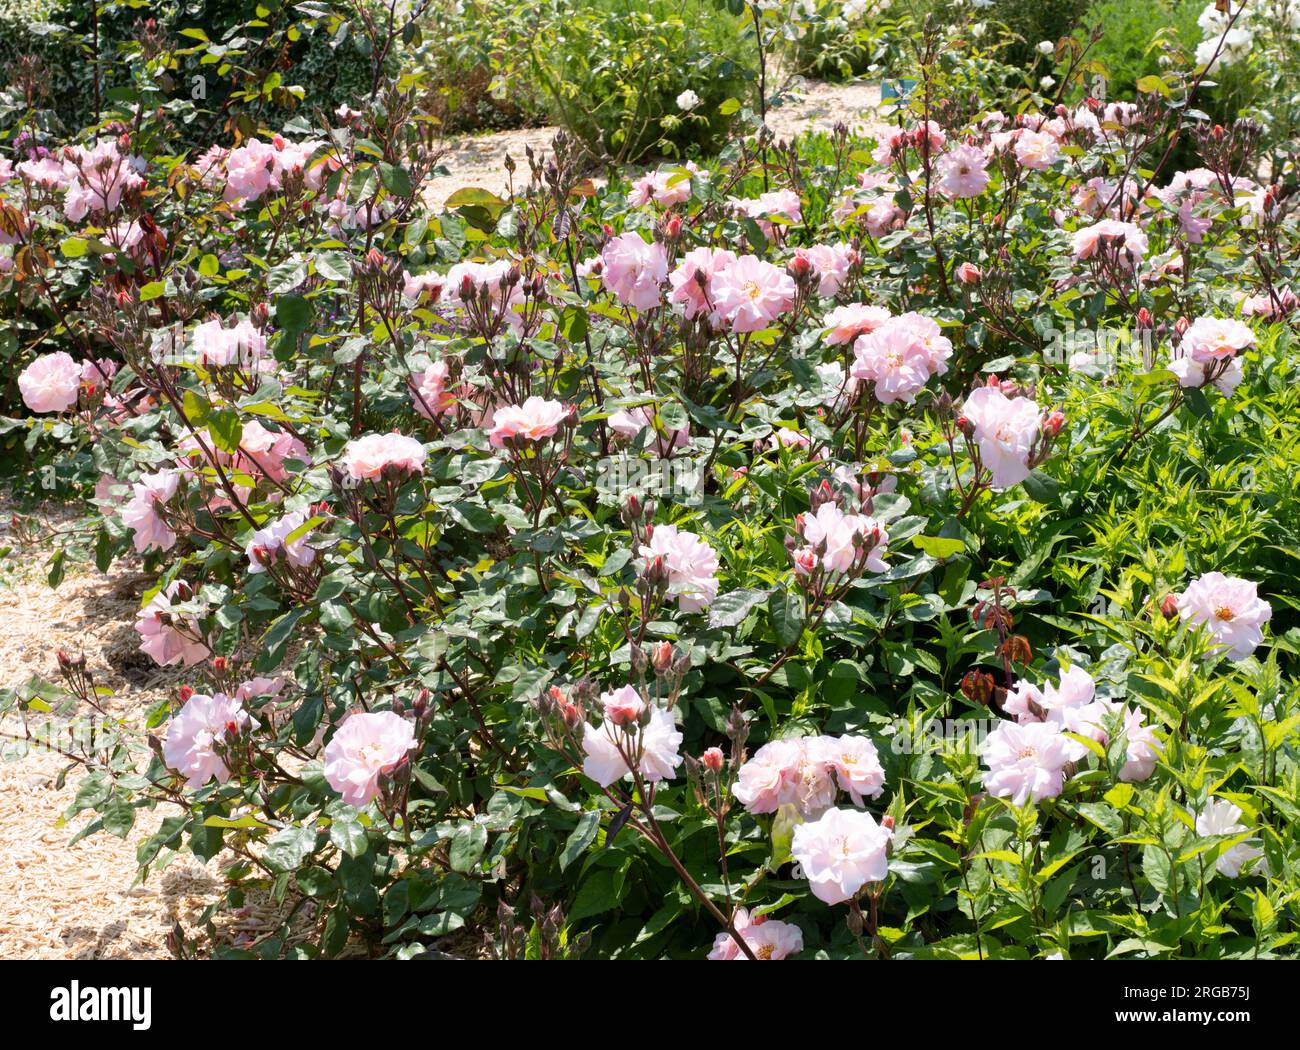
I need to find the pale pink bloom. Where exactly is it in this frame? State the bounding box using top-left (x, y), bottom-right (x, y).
top-left (1179, 316), bottom-right (1255, 361)
top-left (235, 420), bottom-right (309, 484)
top-left (136, 581), bottom-right (211, 667)
top-left (851, 314), bottom-right (950, 405)
top-left (1014, 130), bottom-right (1060, 170)
top-left (871, 127), bottom-right (910, 165)
top-left (822, 303), bottom-right (891, 346)
top-left (121, 469), bottom-right (181, 553)
top-left (733, 738), bottom-right (806, 814)
top-left (1049, 699), bottom-right (1161, 783)
top-left (707, 908), bottom-right (803, 961)
top-left (733, 737), bottom-right (839, 818)
top-left (795, 243), bottom-right (856, 297)
top-left (640, 523), bottom-right (720, 612)
top-left (601, 232), bottom-right (668, 311)
top-left (191, 318), bottom-right (267, 368)
top-left (735, 914), bottom-right (803, 959)
top-left (599, 685), bottom-right (646, 726)
top-left (488, 397), bottom-right (571, 449)
top-left (410, 360), bottom-right (455, 419)
top-left (18, 351), bottom-right (81, 412)
top-left (246, 507), bottom-right (317, 573)
top-left (937, 144), bottom-right (990, 198)
top-left (864, 199), bottom-right (906, 238)
top-left (708, 907), bottom-right (756, 960)
top-left (1241, 287), bottom-right (1297, 319)
top-left (797, 502), bottom-right (888, 574)
top-left (1071, 219), bottom-right (1148, 269)
top-left (17, 155), bottom-right (71, 189)
top-left (445, 259), bottom-right (527, 333)
top-left (223, 138), bottom-right (278, 205)
top-left (914, 120), bottom-right (946, 151)
top-left (810, 735), bottom-right (885, 807)
top-left (1177, 572), bottom-right (1272, 661)
top-left (1195, 799), bottom-right (1263, 877)
top-left (607, 403), bottom-right (690, 456)
top-left (980, 720), bottom-right (1085, 805)
top-left (961, 385), bottom-right (1042, 489)
top-left (233, 676), bottom-right (287, 702)
top-left (1001, 680), bottom-right (1047, 724)
top-left (791, 807), bottom-right (892, 905)
top-left (628, 170), bottom-right (691, 208)
top-left (669, 247), bottom-right (737, 323)
top-left (1040, 665), bottom-right (1096, 716)
top-left (402, 271), bottom-right (446, 303)
top-left (341, 432), bottom-right (426, 481)
top-left (61, 140), bottom-right (145, 220)
top-left (1168, 353), bottom-right (1243, 395)
top-left (582, 705), bottom-right (683, 787)
top-left (730, 189), bottom-right (802, 241)
top-left (711, 255), bottom-right (796, 333)
top-left (163, 692), bottom-right (250, 789)
top-left (323, 711), bottom-right (418, 807)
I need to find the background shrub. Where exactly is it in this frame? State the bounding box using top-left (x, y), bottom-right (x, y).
top-left (529, 0), bottom-right (752, 164)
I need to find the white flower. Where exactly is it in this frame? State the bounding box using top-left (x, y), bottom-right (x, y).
top-left (1177, 572), bottom-right (1272, 660)
top-left (1037, 40), bottom-right (1056, 56)
top-left (163, 692), bottom-right (249, 789)
top-left (676, 89), bottom-right (701, 112)
top-left (1195, 799), bottom-right (1263, 877)
top-left (582, 704), bottom-right (683, 787)
top-left (791, 807), bottom-right (892, 905)
top-left (981, 720), bottom-right (1085, 805)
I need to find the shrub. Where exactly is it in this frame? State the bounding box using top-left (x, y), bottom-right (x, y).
top-left (411, 0), bottom-right (551, 134)
top-left (529, 0), bottom-right (752, 164)
top-left (3, 5), bottom-right (1300, 962)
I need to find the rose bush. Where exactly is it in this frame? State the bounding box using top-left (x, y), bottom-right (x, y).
top-left (1, 5), bottom-right (1299, 959)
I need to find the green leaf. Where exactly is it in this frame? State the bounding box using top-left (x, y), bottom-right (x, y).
top-left (560, 810), bottom-right (601, 871)
top-left (264, 825), bottom-right (317, 872)
top-left (768, 587), bottom-right (804, 647)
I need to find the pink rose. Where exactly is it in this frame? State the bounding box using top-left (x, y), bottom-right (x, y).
top-left (18, 352), bottom-right (81, 413)
top-left (323, 711), bottom-right (418, 807)
top-left (487, 397), bottom-right (572, 449)
top-left (341, 432), bottom-right (427, 481)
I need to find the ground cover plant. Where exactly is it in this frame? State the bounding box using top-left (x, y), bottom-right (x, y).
top-left (1, 0), bottom-right (1299, 960)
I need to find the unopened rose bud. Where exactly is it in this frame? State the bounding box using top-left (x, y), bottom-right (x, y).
top-left (211, 655), bottom-right (228, 674)
top-left (956, 414), bottom-right (974, 439)
top-left (652, 641), bottom-right (674, 674)
top-left (1042, 410), bottom-right (1065, 438)
top-left (663, 214), bottom-right (682, 240)
top-left (882, 815), bottom-right (895, 831)
top-left (179, 685), bottom-right (194, 702)
top-left (955, 261), bottom-right (981, 285)
top-left (1159, 593), bottom-right (1179, 619)
top-left (789, 254), bottom-right (812, 279)
top-left (1175, 316), bottom-right (1190, 336)
top-left (700, 747), bottom-right (725, 773)
top-left (1136, 307), bottom-right (1152, 330)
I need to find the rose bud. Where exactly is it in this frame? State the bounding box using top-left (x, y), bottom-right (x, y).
top-left (700, 747), bottom-right (725, 773)
top-left (652, 641), bottom-right (674, 674)
top-left (179, 685), bottom-right (194, 702)
top-left (1159, 593), bottom-right (1179, 619)
top-left (955, 261), bottom-right (981, 285)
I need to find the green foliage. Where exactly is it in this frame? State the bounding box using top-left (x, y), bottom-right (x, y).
top-left (529, 0), bottom-right (753, 164)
